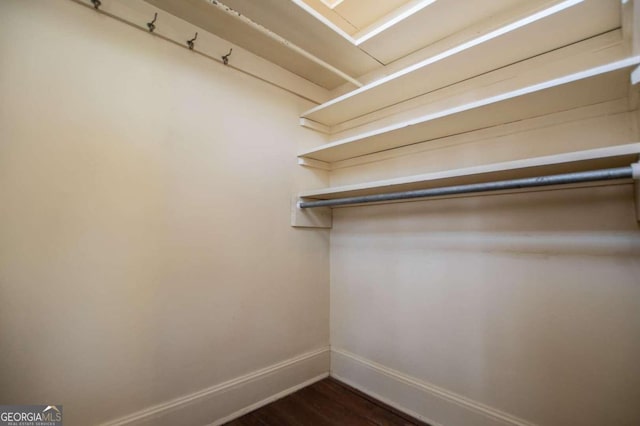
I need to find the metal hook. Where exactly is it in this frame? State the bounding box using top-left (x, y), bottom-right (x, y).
top-left (222, 48), bottom-right (233, 65)
top-left (91, 0), bottom-right (101, 9)
top-left (147, 12), bottom-right (157, 32)
top-left (187, 32), bottom-right (198, 50)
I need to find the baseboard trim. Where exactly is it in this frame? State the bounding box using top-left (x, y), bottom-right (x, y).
top-left (101, 346), bottom-right (330, 426)
top-left (329, 372), bottom-right (442, 426)
top-left (208, 372), bottom-right (328, 426)
top-left (331, 348), bottom-right (536, 426)
top-left (331, 372), bottom-right (439, 425)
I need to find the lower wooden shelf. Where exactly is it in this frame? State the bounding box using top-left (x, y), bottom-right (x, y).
top-left (298, 143), bottom-right (640, 201)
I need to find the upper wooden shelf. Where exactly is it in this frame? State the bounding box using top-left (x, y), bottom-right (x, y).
top-left (298, 57), bottom-right (640, 163)
top-left (299, 143), bottom-right (640, 200)
top-left (300, 0), bottom-right (620, 127)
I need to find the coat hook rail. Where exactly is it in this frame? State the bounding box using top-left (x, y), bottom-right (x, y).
top-left (67, 0), bottom-right (322, 104)
top-left (147, 12), bottom-right (157, 32)
top-left (298, 165), bottom-right (639, 209)
top-left (222, 48), bottom-right (233, 65)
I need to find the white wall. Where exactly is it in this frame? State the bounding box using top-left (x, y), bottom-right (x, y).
top-left (0, 1), bottom-right (329, 425)
top-left (329, 106), bottom-right (640, 426)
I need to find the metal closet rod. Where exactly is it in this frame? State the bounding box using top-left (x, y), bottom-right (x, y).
top-left (298, 165), bottom-right (638, 209)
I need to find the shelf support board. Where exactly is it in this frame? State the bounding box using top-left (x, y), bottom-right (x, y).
top-left (630, 66), bottom-right (640, 109)
top-left (622, 0), bottom-right (640, 55)
top-left (633, 161), bottom-right (640, 222)
top-left (298, 157), bottom-right (331, 171)
top-left (291, 196), bottom-right (332, 228)
top-left (300, 118), bottom-right (332, 134)
top-left (635, 179), bottom-right (640, 222)
top-left (632, 65), bottom-right (640, 85)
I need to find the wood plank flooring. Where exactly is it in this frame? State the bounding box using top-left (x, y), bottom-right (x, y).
top-left (224, 377), bottom-right (430, 426)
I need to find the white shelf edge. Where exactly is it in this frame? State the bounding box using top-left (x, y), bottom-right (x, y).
top-left (299, 143), bottom-right (640, 199)
top-left (300, 0), bottom-right (584, 122)
top-left (298, 56), bottom-right (640, 162)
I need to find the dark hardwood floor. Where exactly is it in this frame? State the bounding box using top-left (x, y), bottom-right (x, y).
top-left (224, 377), bottom-right (430, 426)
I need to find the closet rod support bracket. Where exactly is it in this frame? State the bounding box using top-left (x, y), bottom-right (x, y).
top-left (291, 196), bottom-right (332, 228)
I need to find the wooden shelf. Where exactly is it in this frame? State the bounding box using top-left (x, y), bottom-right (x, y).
top-left (298, 57), bottom-right (640, 163)
top-left (300, 0), bottom-right (620, 126)
top-left (299, 143), bottom-right (640, 200)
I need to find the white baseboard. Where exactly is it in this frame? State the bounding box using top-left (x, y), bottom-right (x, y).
top-left (101, 347), bottom-right (330, 426)
top-left (331, 348), bottom-right (537, 426)
top-left (101, 346), bottom-right (535, 426)
top-left (208, 373), bottom-right (329, 426)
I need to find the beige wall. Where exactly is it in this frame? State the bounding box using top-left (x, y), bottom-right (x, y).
top-left (330, 108), bottom-right (640, 425)
top-left (3, 2), bottom-right (640, 426)
top-left (0, 1), bottom-right (329, 425)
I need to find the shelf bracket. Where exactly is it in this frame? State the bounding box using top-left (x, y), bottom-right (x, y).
top-left (633, 161), bottom-right (640, 222)
top-left (630, 65), bottom-right (640, 109)
top-left (299, 118), bottom-right (332, 134)
top-left (298, 157), bottom-right (331, 171)
top-left (622, 0), bottom-right (640, 56)
top-left (291, 196), bottom-right (332, 228)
